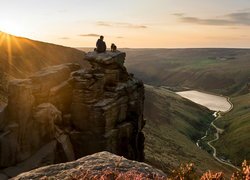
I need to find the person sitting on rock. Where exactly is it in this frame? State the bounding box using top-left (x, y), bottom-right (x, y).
top-left (95, 35), bottom-right (106, 53)
top-left (111, 43), bottom-right (117, 52)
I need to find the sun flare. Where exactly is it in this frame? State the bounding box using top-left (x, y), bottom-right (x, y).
top-left (0, 21), bottom-right (25, 37)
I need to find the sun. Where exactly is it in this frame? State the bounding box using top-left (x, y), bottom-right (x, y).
top-left (0, 21), bottom-right (26, 37)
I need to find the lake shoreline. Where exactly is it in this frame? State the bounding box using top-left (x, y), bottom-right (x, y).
top-left (176, 90), bottom-right (231, 112)
top-left (176, 90), bottom-right (239, 170)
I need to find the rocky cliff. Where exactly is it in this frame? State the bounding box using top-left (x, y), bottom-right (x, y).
top-left (0, 51), bottom-right (145, 178)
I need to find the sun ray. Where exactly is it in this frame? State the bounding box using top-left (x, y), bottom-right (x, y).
top-left (23, 38), bottom-right (42, 53)
top-left (23, 39), bottom-right (52, 67)
top-left (6, 34), bottom-right (13, 66)
top-left (0, 32), bottom-right (6, 46)
top-left (12, 36), bottom-right (23, 52)
top-left (0, 33), bottom-right (29, 77)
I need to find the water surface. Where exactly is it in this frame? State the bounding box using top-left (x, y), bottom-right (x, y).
top-left (176, 90), bottom-right (231, 112)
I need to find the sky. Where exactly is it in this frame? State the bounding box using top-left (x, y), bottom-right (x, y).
top-left (1, 0), bottom-right (250, 48)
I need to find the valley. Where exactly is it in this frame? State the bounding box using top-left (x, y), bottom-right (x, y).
top-left (176, 90), bottom-right (239, 170)
top-left (122, 48), bottom-right (250, 170)
top-left (143, 85), bottom-right (234, 177)
top-left (124, 48), bottom-right (250, 96)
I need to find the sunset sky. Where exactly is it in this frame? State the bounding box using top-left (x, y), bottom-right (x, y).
top-left (1, 0), bottom-right (250, 48)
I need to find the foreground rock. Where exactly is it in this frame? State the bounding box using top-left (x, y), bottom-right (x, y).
top-left (12, 151), bottom-right (167, 180)
top-left (0, 51), bottom-right (145, 178)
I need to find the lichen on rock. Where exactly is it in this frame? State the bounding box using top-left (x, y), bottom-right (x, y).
top-left (12, 151), bottom-right (166, 180)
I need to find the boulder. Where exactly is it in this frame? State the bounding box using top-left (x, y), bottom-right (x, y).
top-left (12, 152), bottom-right (167, 180)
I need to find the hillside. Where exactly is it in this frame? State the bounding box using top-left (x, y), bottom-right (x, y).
top-left (123, 48), bottom-right (250, 96)
top-left (213, 93), bottom-right (250, 165)
top-left (0, 32), bottom-right (89, 102)
top-left (143, 85), bottom-right (234, 176)
top-left (0, 32), bottom-right (88, 78)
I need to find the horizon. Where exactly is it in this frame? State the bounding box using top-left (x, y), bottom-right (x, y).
top-left (2, 30), bottom-right (250, 50)
top-left (1, 0), bottom-right (250, 48)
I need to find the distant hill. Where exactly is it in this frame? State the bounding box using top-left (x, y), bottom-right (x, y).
top-left (143, 85), bottom-right (234, 176)
top-left (213, 92), bottom-right (250, 165)
top-left (122, 48), bottom-right (250, 96)
top-left (0, 32), bottom-right (88, 78)
top-left (0, 32), bottom-right (89, 101)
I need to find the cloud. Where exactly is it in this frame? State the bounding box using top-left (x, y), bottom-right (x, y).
top-left (96, 21), bottom-right (112, 27)
top-left (171, 13), bottom-right (185, 17)
top-left (79, 34), bottom-right (100, 37)
top-left (59, 37), bottom-right (70, 40)
top-left (96, 21), bottom-right (148, 29)
top-left (173, 11), bottom-right (250, 26)
top-left (238, 8), bottom-right (250, 12)
top-left (116, 36), bottom-right (124, 39)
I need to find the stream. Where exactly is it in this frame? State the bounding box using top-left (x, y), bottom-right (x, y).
top-left (176, 90), bottom-right (240, 170)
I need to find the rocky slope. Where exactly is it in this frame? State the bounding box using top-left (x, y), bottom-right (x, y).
top-left (0, 51), bottom-right (145, 178)
top-left (12, 151), bottom-right (167, 180)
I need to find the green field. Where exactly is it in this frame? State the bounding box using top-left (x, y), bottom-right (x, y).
top-left (124, 48), bottom-right (250, 96)
top-left (143, 85), bottom-right (234, 176)
top-left (213, 93), bottom-right (250, 165)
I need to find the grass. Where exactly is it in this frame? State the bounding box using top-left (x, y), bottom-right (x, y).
top-left (198, 127), bottom-right (217, 154)
top-left (145, 85), bottom-right (214, 141)
top-left (124, 48), bottom-right (250, 96)
top-left (213, 93), bottom-right (250, 165)
top-left (143, 85), bottom-right (234, 177)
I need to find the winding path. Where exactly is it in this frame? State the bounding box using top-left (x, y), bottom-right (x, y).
top-left (199, 97), bottom-right (240, 171)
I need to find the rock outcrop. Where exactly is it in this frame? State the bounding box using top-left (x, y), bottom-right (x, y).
top-left (12, 151), bottom-right (167, 180)
top-left (0, 51), bottom-right (145, 178)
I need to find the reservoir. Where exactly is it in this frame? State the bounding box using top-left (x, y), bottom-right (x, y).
top-left (176, 90), bottom-right (231, 112)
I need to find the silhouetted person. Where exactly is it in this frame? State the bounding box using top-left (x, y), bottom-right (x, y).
top-left (95, 35), bottom-right (106, 53)
top-left (111, 43), bottom-right (117, 52)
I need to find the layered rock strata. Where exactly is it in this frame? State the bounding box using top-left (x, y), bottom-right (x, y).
top-left (0, 51), bottom-right (145, 178)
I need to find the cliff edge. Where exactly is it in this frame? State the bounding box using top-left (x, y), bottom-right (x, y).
top-left (0, 51), bottom-right (145, 178)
